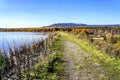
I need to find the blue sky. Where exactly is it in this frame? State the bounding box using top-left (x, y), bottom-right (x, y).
top-left (0, 0), bottom-right (120, 28)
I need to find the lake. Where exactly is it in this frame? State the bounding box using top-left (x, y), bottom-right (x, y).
top-left (0, 32), bottom-right (47, 53)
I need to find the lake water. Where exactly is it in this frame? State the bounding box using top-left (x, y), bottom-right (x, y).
top-left (0, 32), bottom-right (47, 53)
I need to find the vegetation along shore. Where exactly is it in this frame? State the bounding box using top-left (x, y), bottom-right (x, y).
top-left (0, 26), bottom-right (120, 80)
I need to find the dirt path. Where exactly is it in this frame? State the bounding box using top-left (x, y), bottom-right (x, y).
top-left (63, 41), bottom-right (108, 80)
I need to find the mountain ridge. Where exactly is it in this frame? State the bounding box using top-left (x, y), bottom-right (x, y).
top-left (49, 23), bottom-right (87, 27)
top-left (47, 23), bottom-right (120, 27)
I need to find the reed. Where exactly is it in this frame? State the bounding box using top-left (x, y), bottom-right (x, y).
top-left (0, 32), bottom-right (58, 80)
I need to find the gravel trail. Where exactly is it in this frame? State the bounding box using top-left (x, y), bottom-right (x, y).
top-left (63, 41), bottom-right (108, 80)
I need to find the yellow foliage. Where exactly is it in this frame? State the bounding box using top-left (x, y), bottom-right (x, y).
top-left (114, 41), bottom-right (120, 49)
top-left (106, 33), bottom-right (113, 39)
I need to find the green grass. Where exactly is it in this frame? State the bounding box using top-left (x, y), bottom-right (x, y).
top-left (30, 34), bottom-right (66, 80)
top-left (0, 53), bottom-right (6, 73)
top-left (60, 32), bottom-right (120, 80)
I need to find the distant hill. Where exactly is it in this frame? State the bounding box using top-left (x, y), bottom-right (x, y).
top-left (49, 23), bottom-right (87, 27)
top-left (47, 23), bottom-right (120, 28)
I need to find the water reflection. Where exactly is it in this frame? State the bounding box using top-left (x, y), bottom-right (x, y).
top-left (0, 32), bottom-right (46, 52)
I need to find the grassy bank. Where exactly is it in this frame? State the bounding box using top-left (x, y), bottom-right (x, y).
top-left (0, 32), bottom-right (59, 80)
top-left (30, 34), bottom-right (66, 80)
top-left (60, 32), bottom-right (120, 80)
top-left (32, 32), bottom-right (120, 80)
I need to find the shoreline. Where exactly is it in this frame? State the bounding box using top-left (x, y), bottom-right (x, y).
top-left (0, 32), bottom-right (58, 79)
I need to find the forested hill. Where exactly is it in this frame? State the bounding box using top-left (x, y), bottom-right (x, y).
top-left (48, 23), bottom-right (87, 27)
top-left (48, 23), bottom-right (120, 28)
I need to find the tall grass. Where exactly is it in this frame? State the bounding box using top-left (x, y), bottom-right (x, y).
top-left (0, 32), bottom-right (58, 80)
top-left (30, 33), bottom-right (66, 80)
